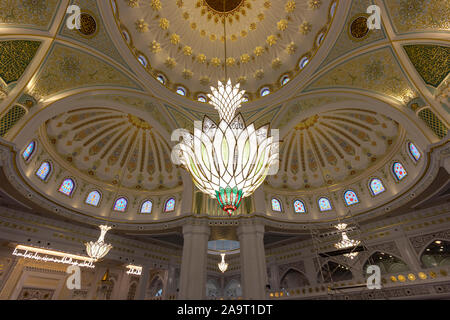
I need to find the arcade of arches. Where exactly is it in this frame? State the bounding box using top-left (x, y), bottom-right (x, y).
top-left (0, 0), bottom-right (449, 300)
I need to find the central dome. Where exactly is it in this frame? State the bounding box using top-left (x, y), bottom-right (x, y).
top-left (113, 0), bottom-right (337, 100)
top-left (204, 0), bottom-right (244, 13)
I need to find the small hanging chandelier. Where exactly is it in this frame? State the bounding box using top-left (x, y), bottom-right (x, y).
top-left (85, 225), bottom-right (113, 261)
top-left (334, 223), bottom-right (360, 259)
top-left (218, 253), bottom-right (229, 273)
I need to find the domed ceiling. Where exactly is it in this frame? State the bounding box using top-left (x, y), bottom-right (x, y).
top-left (268, 108), bottom-right (400, 190)
top-left (114, 0), bottom-right (336, 98)
top-left (44, 108), bottom-right (181, 191)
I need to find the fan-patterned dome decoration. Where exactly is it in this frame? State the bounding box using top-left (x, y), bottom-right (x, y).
top-left (44, 108), bottom-right (181, 191)
top-left (268, 109), bottom-right (399, 190)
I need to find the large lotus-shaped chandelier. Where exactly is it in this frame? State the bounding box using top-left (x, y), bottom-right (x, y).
top-left (85, 225), bottom-right (113, 261)
top-left (334, 223), bottom-right (360, 259)
top-left (173, 80), bottom-right (279, 215)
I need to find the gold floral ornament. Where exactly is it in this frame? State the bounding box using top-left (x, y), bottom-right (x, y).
top-left (183, 45), bottom-right (192, 56)
top-left (241, 30), bottom-right (248, 37)
top-left (127, 0), bottom-right (139, 8)
top-left (165, 57), bottom-right (176, 69)
top-left (257, 13), bottom-right (265, 21)
top-left (309, 0), bottom-right (321, 9)
top-left (285, 0), bottom-right (296, 13)
top-left (249, 23), bottom-right (256, 30)
top-left (159, 18), bottom-right (169, 30)
top-left (226, 57), bottom-right (236, 66)
top-left (170, 33), bottom-right (180, 45)
top-left (151, 0), bottom-right (161, 11)
top-left (254, 69), bottom-right (264, 79)
top-left (183, 12), bottom-right (190, 20)
top-left (182, 69), bottom-right (193, 79)
top-left (266, 35), bottom-right (277, 46)
top-left (176, 0), bottom-right (184, 8)
top-left (210, 34), bottom-right (217, 41)
top-left (254, 46), bottom-right (264, 56)
top-left (197, 54), bottom-right (207, 64)
top-left (199, 76), bottom-right (210, 86)
top-left (211, 57), bottom-right (221, 67)
top-left (272, 58), bottom-right (282, 69)
top-left (240, 54), bottom-right (250, 63)
top-left (277, 19), bottom-right (288, 31)
top-left (150, 40), bottom-right (161, 53)
top-left (299, 21), bottom-right (312, 35)
top-left (264, 1), bottom-right (272, 9)
top-left (237, 76), bottom-right (247, 84)
top-left (286, 42), bottom-right (297, 54)
top-left (135, 19), bottom-right (148, 32)
top-left (191, 22), bottom-right (197, 30)
top-left (230, 34), bottom-right (237, 41)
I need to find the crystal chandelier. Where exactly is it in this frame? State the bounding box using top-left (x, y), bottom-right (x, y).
top-left (173, 80), bottom-right (279, 215)
top-left (218, 253), bottom-right (229, 273)
top-left (85, 225), bottom-right (113, 261)
top-left (334, 223), bottom-right (360, 259)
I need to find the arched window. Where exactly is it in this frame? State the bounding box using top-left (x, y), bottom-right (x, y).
top-left (392, 162), bottom-right (407, 181)
top-left (197, 94), bottom-right (207, 103)
top-left (344, 190), bottom-right (359, 206)
top-left (369, 178), bottom-right (385, 196)
top-left (164, 198), bottom-right (175, 212)
top-left (293, 200), bottom-right (306, 213)
top-left (114, 197), bottom-right (128, 212)
top-left (59, 178), bottom-right (75, 196)
top-left (318, 261), bottom-right (352, 284)
top-left (86, 191), bottom-right (101, 207)
top-left (280, 75), bottom-right (290, 86)
top-left (36, 162), bottom-right (51, 181)
top-left (140, 200), bottom-right (153, 214)
top-left (420, 240), bottom-right (450, 268)
top-left (408, 142), bottom-right (421, 161)
top-left (280, 269), bottom-right (309, 289)
top-left (22, 141), bottom-right (36, 161)
top-left (156, 74), bottom-right (166, 84)
top-left (138, 55), bottom-right (147, 67)
top-left (260, 87), bottom-right (270, 97)
top-left (299, 56), bottom-right (309, 69)
top-left (318, 197), bottom-right (332, 211)
top-left (176, 87), bottom-right (186, 96)
top-left (363, 252), bottom-right (409, 275)
top-left (271, 198), bottom-right (282, 212)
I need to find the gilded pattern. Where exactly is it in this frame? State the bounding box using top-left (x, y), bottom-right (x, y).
top-left (404, 45), bottom-right (450, 88)
top-left (309, 48), bottom-right (416, 102)
top-left (31, 44), bottom-right (140, 98)
top-left (0, 40), bottom-right (41, 84)
top-left (0, 0), bottom-right (59, 28)
top-left (384, 0), bottom-right (450, 34)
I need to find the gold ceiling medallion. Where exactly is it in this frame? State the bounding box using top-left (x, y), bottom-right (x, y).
top-left (202, 0), bottom-right (248, 22)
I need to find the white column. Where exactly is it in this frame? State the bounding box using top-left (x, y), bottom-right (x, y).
top-left (179, 222), bottom-right (210, 299)
top-left (304, 258), bottom-right (318, 286)
top-left (113, 271), bottom-right (131, 300)
top-left (237, 222), bottom-right (268, 299)
top-left (165, 260), bottom-right (177, 298)
top-left (395, 237), bottom-right (422, 271)
top-left (268, 262), bottom-right (280, 291)
top-left (135, 265), bottom-right (150, 300)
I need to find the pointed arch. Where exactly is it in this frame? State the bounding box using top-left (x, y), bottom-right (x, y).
top-left (280, 268), bottom-right (310, 289)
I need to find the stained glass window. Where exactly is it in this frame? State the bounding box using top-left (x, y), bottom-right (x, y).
top-left (86, 191), bottom-right (101, 207)
top-left (36, 162), bottom-right (51, 181)
top-left (140, 200), bottom-right (153, 214)
top-left (114, 197), bottom-right (128, 212)
top-left (22, 141), bottom-right (35, 161)
top-left (408, 142), bottom-right (421, 161)
top-left (369, 178), bottom-right (385, 196)
top-left (164, 198), bottom-right (175, 212)
top-left (281, 75), bottom-right (290, 85)
top-left (271, 198), bottom-right (282, 212)
top-left (344, 190), bottom-right (359, 206)
top-left (393, 162), bottom-right (407, 181)
top-left (59, 178), bottom-right (75, 196)
top-left (293, 200), bottom-right (306, 213)
top-left (318, 197), bottom-right (332, 211)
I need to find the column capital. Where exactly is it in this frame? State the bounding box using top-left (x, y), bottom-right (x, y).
top-left (236, 221), bottom-right (265, 237)
top-left (182, 221), bottom-right (211, 237)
